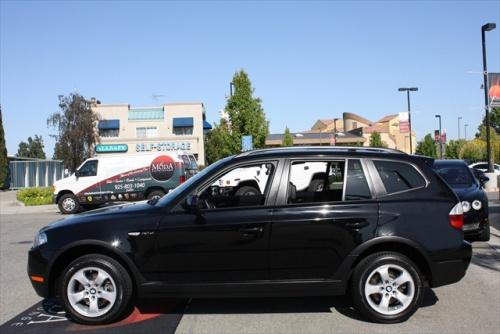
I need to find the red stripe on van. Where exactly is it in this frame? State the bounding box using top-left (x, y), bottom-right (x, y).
top-left (76, 166), bottom-right (149, 196)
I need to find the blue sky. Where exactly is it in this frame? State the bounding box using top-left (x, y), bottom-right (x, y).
top-left (1, 0), bottom-right (499, 157)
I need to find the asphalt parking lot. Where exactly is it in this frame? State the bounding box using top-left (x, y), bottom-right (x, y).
top-left (1, 191), bottom-right (499, 334)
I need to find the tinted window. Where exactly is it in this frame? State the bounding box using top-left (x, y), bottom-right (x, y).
top-left (199, 163), bottom-right (275, 209)
top-left (475, 164), bottom-right (488, 169)
top-left (374, 160), bottom-right (425, 194)
top-left (78, 160), bottom-right (98, 177)
top-left (345, 160), bottom-right (371, 200)
top-left (288, 161), bottom-right (345, 204)
top-left (435, 165), bottom-right (474, 188)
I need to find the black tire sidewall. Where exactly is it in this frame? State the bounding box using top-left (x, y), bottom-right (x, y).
top-left (58, 194), bottom-right (80, 214)
top-left (59, 254), bottom-right (132, 325)
top-left (147, 190), bottom-right (165, 200)
top-left (351, 252), bottom-right (424, 323)
top-left (235, 186), bottom-right (260, 196)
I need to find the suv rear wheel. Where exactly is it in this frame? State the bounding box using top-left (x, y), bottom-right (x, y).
top-left (59, 254), bottom-right (133, 325)
top-left (351, 251), bottom-right (424, 323)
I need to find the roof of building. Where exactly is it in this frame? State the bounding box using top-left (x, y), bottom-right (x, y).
top-left (342, 112), bottom-right (373, 126)
top-left (376, 114), bottom-right (398, 123)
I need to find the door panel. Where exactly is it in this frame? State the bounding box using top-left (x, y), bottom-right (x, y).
top-left (152, 208), bottom-right (271, 282)
top-left (269, 202), bottom-right (378, 280)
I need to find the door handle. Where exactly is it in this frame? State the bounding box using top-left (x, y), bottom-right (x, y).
top-left (239, 227), bottom-right (264, 235)
top-left (344, 220), bottom-right (369, 229)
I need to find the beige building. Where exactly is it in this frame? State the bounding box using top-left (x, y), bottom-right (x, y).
top-left (266, 112), bottom-right (416, 154)
top-left (92, 102), bottom-right (211, 165)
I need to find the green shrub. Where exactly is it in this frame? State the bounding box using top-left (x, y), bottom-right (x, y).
top-left (16, 187), bottom-right (54, 206)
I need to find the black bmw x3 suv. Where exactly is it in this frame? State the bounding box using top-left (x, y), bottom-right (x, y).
top-left (28, 147), bottom-right (472, 324)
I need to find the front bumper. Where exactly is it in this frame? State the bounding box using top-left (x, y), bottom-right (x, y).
top-left (27, 246), bottom-right (52, 298)
top-left (429, 241), bottom-right (472, 288)
top-left (463, 209), bottom-right (488, 237)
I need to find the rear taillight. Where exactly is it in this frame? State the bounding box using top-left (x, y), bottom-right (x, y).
top-left (179, 175), bottom-right (186, 184)
top-left (449, 202), bottom-right (464, 230)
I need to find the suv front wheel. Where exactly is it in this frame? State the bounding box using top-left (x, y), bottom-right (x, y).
top-left (351, 252), bottom-right (424, 323)
top-left (59, 254), bottom-right (133, 325)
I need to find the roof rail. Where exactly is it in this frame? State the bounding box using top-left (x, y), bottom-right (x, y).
top-left (237, 146), bottom-right (407, 157)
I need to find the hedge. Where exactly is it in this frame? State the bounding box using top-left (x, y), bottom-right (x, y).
top-left (16, 187), bottom-right (53, 206)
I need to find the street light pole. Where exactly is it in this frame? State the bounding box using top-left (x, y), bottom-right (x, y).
top-left (435, 115), bottom-right (443, 159)
top-left (458, 116), bottom-right (462, 140)
top-left (482, 22), bottom-right (496, 173)
top-left (398, 87), bottom-right (418, 154)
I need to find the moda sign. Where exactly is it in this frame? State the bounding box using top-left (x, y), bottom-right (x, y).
top-left (136, 142), bottom-right (192, 153)
top-left (150, 156), bottom-right (176, 181)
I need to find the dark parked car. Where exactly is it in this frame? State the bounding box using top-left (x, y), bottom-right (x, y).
top-left (433, 160), bottom-right (490, 241)
top-left (28, 147), bottom-right (471, 325)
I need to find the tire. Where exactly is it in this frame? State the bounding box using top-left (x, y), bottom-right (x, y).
top-left (308, 179), bottom-right (324, 192)
top-left (58, 193), bottom-right (80, 214)
top-left (235, 186), bottom-right (260, 196)
top-left (475, 223), bottom-right (490, 242)
top-left (59, 254), bottom-right (133, 325)
top-left (350, 252), bottom-right (424, 323)
top-left (147, 190), bottom-right (165, 201)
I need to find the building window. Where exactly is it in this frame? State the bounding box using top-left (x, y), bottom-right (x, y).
top-left (129, 108), bottom-right (164, 120)
top-left (99, 129), bottom-right (119, 138)
top-left (136, 127), bottom-right (158, 139)
top-left (173, 127), bottom-right (193, 136)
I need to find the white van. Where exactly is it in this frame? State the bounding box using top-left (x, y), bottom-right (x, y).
top-left (54, 152), bottom-right (196, 214)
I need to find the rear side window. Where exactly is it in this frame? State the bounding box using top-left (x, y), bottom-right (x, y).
top-left (374, 160), bottom-right (426, 194)
top-left (345, 160), bottom-right (371, 200)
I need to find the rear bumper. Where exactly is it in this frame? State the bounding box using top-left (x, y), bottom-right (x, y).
top-left (429, 241), bottom-right (472, 288)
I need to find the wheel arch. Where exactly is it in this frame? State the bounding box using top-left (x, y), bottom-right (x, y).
top-left (47, 240), bottom-right (143, 297)
top-left (145, 186), bottom-right (166, 198)
top-left (336, 237), bottom-right (433, 286)
top-left (56, 190), bottom-right (75, 204)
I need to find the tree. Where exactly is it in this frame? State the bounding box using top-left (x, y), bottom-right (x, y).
top-left (282, 127), bottom-right (293, 147)
top-left (415, 134), bottom-right (437, 158)
top-left (224, 70), bottom-right (269, 153)
top-left (476, 107), bottom-right (500, 137)
top-left (16, 135), bottom-right (46, 159)
top-left (459, 140), bottom-right (486, 162)
top-left (47, 93), bottom-right (100, 172)
top-left (0, 105), bottom-right (9, 189)
top-left (204, 120), bottom-right (233, 165)
top-left (445, 139), bottom-right (466, 159)
top-left (369, 131), bottom-right (387, 148)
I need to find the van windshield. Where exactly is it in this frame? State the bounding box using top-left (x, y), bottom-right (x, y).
top-left (157, 156), bottom-right (232, 206)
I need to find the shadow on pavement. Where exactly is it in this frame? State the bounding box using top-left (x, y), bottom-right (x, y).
top-left (471, 243), bottom-right (500, 273)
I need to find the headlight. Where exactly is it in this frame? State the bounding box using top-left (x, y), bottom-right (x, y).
top-left (472, 200), bottom-right (482, 210)
top-left (33, 232), bottom-right (48, 247)
top-left (461, 201), bottom-right (471, 213)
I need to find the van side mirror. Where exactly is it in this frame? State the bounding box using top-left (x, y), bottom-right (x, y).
top-left (75, 170), bottom-right (80, 178)
top-left (185, 195), bottom-right (201, 214)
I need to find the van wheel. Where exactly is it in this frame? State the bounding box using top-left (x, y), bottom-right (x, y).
top-left (59, 254), bottom-right (133, 325)
top-left (350, 252), bottom-right (424, 323)
top-left (58, 194), bottom-right (80, 214)
top-left (147, 190), bottom-right (165, 201)
top-left (235, 186), bottom-right (260, 196)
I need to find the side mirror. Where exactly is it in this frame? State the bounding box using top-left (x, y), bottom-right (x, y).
top-left (185, 195), bottom-right (201, 214)
top-left (75, 170), bottom-right (80, 178)
top-left (479, 176), bottom-right (489, 187)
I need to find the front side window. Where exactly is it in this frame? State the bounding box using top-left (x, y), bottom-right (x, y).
top-left (198, 162), bottom-right (275, 209)
top-left (374, 160), bottom-right (426, 194)
top-left (78, 160), bottom-right (98, 177)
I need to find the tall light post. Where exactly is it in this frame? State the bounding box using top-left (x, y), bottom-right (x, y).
top-left (458, 116), bottom-right (462, 140)
top-left (464, 123), bottom-right (469, 140)
top-left (482, 22), bottom-right (496, 173)
top-left (435, 115), bottom-right (443, 159)
top-left (398, 87), bottom-right (418, 154)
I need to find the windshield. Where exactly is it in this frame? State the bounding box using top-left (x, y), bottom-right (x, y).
top-left (435, 165), bottom-right (475, 188)
top-left (157, 156), bottom-right (233, 206)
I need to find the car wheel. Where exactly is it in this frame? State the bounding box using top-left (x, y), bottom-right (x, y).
top-left (58, 194), bottom-right (80, 214)
top-left (235, 186), bottom-right (260, 196)
top-left (476, 222), bottom-right (490, 242)
top-left (351, 252), bottom-right (424, 323)
top-left (59, 254), bottom-right (133, 325)
top-left (147, 190), bottom-right (165, 201)
top-left (308, 179), bottom-right (324, 192)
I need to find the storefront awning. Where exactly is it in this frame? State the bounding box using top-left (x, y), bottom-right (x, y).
top-left (98, 119), bottom-right (120, 130)
top-left (173, 117), bottom-right (194, 127)
top-left (203, 121), bottom-right (212, 130)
